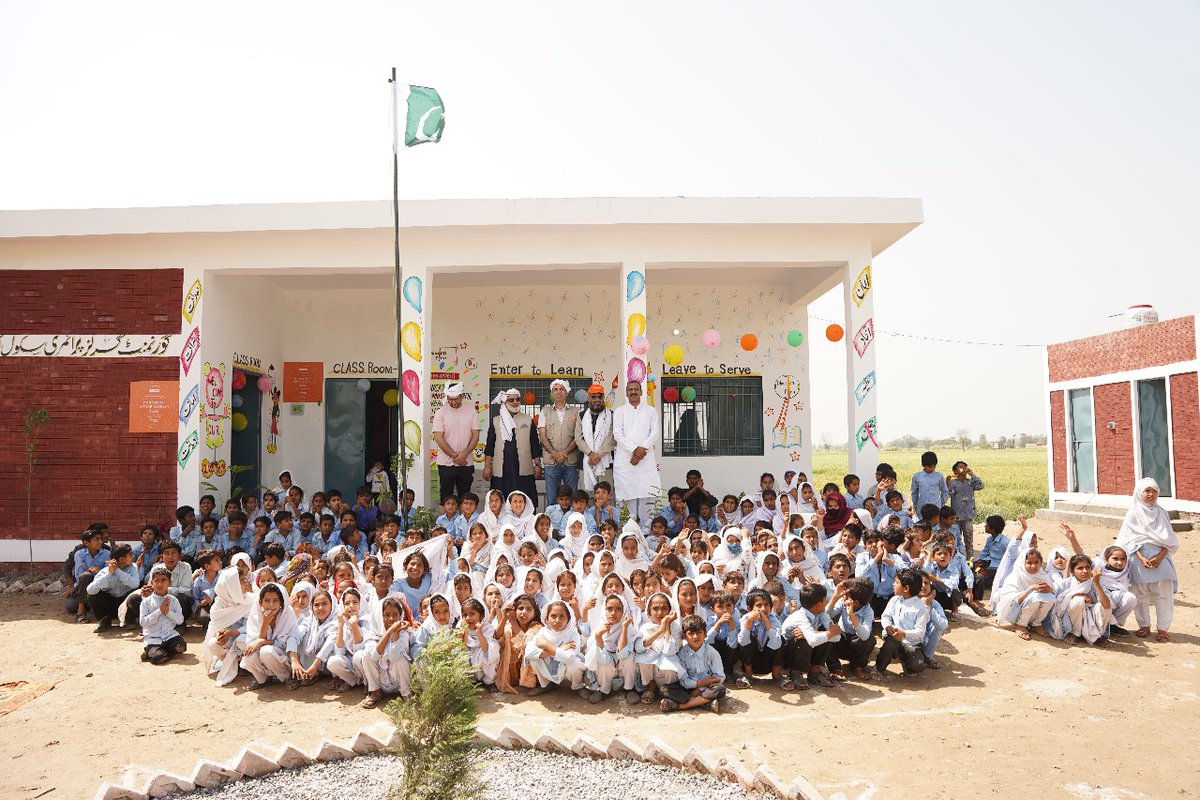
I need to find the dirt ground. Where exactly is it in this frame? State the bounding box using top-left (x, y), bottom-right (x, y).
top-left (2, 519), bottom-right (1195, 800)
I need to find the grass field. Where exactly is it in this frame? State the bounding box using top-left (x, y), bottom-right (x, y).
top-left (810, 447), bottom-right (1048, 522)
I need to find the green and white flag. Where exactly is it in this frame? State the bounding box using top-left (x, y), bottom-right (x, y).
top-left (401, 84), bottom-right (445, 148)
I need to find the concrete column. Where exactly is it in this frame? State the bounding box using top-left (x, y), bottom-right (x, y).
top-left (843, 249), bottom-right (878, 478)
top-left (619, 260), bottom-right (652, 404)
top-left (176, 266), bottom-right (206, 509)
top-left (399, 263), bottom-right (431, 506)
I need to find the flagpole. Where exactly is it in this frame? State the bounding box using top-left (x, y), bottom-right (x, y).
top-left (390, 67), bottom-right (409, 517)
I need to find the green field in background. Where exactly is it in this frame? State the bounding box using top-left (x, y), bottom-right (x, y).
top-left (809, 447), bottom-right (1049, 522)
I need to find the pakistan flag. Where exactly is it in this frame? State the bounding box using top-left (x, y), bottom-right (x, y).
top-left (404, 85), bottom-right (445, 147)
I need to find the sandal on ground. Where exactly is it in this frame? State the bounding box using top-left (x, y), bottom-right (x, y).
top-left (829, 670), bottom-right (849, 682)
top-left (777, 676), bottom-right (794, 690)
top-left (330, 680), bottom-right (350, 692)
top-left (640, 688), bottom-right (657, 704)
top-left (526, 684), bottom-right (553, 697)
top-left (1093, 637), bottom-right (1109, 647)
top-left (660, 698), bottom-right (679, 712)
top-left (75, 613), bottom-right (88, 623)
top-left (1135, 627), bottom-right (1151, 638)
top-left (925, 657), bottom-right (943, 669)
top-left (733, 675), bottom-right (751, 689)
top-left (794, 675), bottom-right (811, 690)
top-left (360, 690), bottom-right (384, 709)
top-left (1030, 625), bottom-right (1049, 638)
top-left (812, 670), bottom-right (835, 688)
top-left (851, 667), bottom-right (870, 680)
top-left (1156, 630), bottom-right (1170, 642)
top-left (286, 678), bottom-right (301, 691)
top-left (1018, 628), bottom-right (1032, 640)
top-left (863, 667), bottom-right (882, 681)
top-left (1064, 634), bottom-right (1078, 645)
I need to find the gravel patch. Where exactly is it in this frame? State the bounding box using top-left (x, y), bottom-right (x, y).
top-left (173, 748), bottom-right (771, 800)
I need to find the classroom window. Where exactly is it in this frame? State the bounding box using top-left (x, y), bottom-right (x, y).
top-left (660, 377), bottom-right (763, 456)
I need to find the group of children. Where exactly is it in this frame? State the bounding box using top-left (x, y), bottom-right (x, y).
top-left (63, 457), bottom-right (1179, 713)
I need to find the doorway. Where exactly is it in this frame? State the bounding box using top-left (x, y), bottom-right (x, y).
top-left (323, 378), bottom-right (399, 501)
top-left (1069, 388), bottom-right (1096, 493)
top-left (1136, 378), bottom-right (1173, 496)
top-left (230, 370), bottom-right (262, 501)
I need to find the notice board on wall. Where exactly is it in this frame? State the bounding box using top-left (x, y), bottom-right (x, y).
top-left (283, 361), bottom-right (323, 403)
top-left (129, 380), bottom-right (179, 433)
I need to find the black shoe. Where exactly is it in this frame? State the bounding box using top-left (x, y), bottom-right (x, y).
top-left (93, 617), bottom-right (112, 632)
top-left (1110, 626), bottom-right (1131, 638)
top-left (526, 684), bottom-right (553, 696)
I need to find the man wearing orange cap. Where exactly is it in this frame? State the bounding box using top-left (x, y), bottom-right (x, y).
top-left (574, 383), bottom-right (615, 492)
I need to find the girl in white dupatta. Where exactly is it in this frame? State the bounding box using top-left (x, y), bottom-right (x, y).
top-left (327, 586), bottom-right (369, 692)
top-left (560, 512), bottom-right (589, 560)
top-left (614, 530), bottom-right (651, 581)
top-left (525, 599), bottom-right (586, 694)
top-left (412, 592), bottom-right (457, 659)
top-left (287, 588), bottom-right (339, 688)
top-left (240, 582), bottom-right (300, 688)
top-left (1047, 554), bottom-right (1113, 645)
top-left (633, 591), bottom-right (682, 704)
top-left (583, 592), bottom-right (637, 704)
top-left (478, 489), bottom-right (506, 538)
top-left (202, 553), bottom-right (255, 687)
top-left (502, 491), bottom-right (536, 540)
top-left (1116, 478), bottom-right (1180, 641)
top-left (991, 547), bottom-right (1056, 640)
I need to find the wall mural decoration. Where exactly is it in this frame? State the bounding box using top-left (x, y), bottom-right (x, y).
top-left (180, 327), bottom-right (201, 375)
top-left (178, 430), bottom-right (199, 469)
top-left (199, 362), bottom-right (230, 450)
top-left (179, 383), bottom-right (200, 425)
top-left (182, 278), bottom-right (203, 323)
top-left (267, 364), bottom-right (281, 454)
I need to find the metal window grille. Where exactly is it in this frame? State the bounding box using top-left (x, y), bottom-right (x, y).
top-left (660, 376), bottom-right (763, 457)
top-left (487, 377), bottom-right (586, 419)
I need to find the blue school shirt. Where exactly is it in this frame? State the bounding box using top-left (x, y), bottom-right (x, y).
top-left (705, 608), bottom-right (741, 648)
top-left (355, 504), bottom-right (381, 532)
top-left (183, 531), bottom-right (221, 559)
top-left (193, 572), bottom-right (219, 606)
top-left (873, 507), bottom-right (912, 529)
top-left (133, 542), bottom-right (161, 581)
top-left (221, 529), bottom-right (254, 555)
top-left (929, 559), bottom-right (972, 593)
top-left (584, 506), bottom-right (617, 536)
top-left (139, 591), bottom-right (184, 645)
top-left (829, 598), bottom-right (874, 642)
top-left (844, 491), bottom-right (866, 510)
top-left (73, 548), bottom-right (111, 580)
top-left (676, 642), bottom-right (725, 688)
top-left (287, 528), bottom-right (325, 555)
top-left (663, 507), bottom-right (686, 536)
top-left (86, 564), bottom-right (139, 597)
top-left (697, 513), bottom-right (721, 533)
top-left (855, 552), bottom-right (898, 598)
top-left (976, 533), bottom-right (1009, 566)
top-left (545, 505), bottom-right (570, 535)
top-left (782, 606), bottom-right (838, 647)
top-left (435, 512), bottom-right (467, 544)
top-left (736, 614), bottom-right (782, 649)
top-left (881, 595), bottom-right (930, 647)
top-left (910, 470), bottom-right (948, 517)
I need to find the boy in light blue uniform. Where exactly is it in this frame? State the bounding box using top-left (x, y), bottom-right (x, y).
top-left (544, 487), bottom-right (573, 539)
top-left (842, 474), bottom-right (866, 510)
top-left (659, 614), bottom-right (726, 713)
top-left (192, 548), bottom-right (222, 625)
top-left (71, 530), bottom-right (111, 621)
top-left (918, 572), bottom-right (949, 670)
top-left (220, 513), bottom-right (252, 555)
top-left (435, 495), bottom-right (467, 545)
top-left (910, 451), bottom-right (948, 521)
top-left (287, 512), bottom-right (325, 555)
top-left (86, 544), bottom-right (139, 631)
top-left (705, 589), bottom-right (741, 683)
top-left (168, 505), bottom-right (197, 544)
top-left (184, 517), bottom-right (222, 564)
top-left (734, 588), bottom-right (784, 689)
top-left (140, 564), bottom-right (187, 664)
top-left (781, 583), bottom-right (840, 689)
top-left (265, 511), bottom-right (293, 551)
top-left (825, 577), bottom-right (877, 680)
top-left (873, 491), bottom-right (912, 529)
top-left (132, 526), bottom-right (161, 582)
top-left (125, 539), bottom-right (194, 627)
top-left (874, 568), bottom-right (931, 677)
top-left (856, 529), bottom-right (901, 617)
top-left (584, 483), bottom-right (618, 537)
top-left (971, 515), bottom-right (1009, 604)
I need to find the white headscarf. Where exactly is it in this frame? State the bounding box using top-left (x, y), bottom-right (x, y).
top-left (670, 577), bottom-right (700, 620)
top-left (416, 591), bottom-right (457, 642)
top-left (614, 530), bottom-right (651, 580)
top-left (528, 600), bottom-right (581, 656)
top-left (561, 512), bottom-right (589, 559)
top-left (749, 550), bottom-right (782, 590)
top-left (584, 591), bottom-right (632, 672)
top-left (1116, 478), bottom-right (1179, 554)
top-left (478, 489), bottom-right (506, 535)
top-left (711, 526), bottom-right (751, 577)
top-left (202, 556), bottom-right (255, 683)
top-left (502, 491), bottom-right (535, 540)
top-left (492, 389), bottom-right (521, 442)
top-left (587, 569), bottom-right (637, 632)
top-left (296, 588), bottom-right (338, 663)
top-left (550, 378), bottom-right (571, 393)
top-left (851, 508), bottom-right (874, 532)
top-left (244, 582), bottom-right (300, 647)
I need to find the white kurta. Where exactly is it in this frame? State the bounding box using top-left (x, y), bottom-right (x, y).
top-left (612, 401), bottom-right (660, 501)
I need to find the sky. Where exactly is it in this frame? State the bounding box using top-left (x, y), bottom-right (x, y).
top-left (1, 1), bottom-right (1196, 443)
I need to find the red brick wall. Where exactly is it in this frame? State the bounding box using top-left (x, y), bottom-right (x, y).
top-left (1048, 316), bottom-right (1196, 383)
top-left (1171, 372), bottom-right (1199, 501)
top-left (1093, 382), bottom-right (1134, 494)
top-left (0, 269), bottom-right (183, 334)
top-left (0, 358), bottom-right (179, 547)
top-left (1050, 390), bottom-right (1067, 492)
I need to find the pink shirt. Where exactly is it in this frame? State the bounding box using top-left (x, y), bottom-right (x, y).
top-left (432, 402), bottom-right (480, 466)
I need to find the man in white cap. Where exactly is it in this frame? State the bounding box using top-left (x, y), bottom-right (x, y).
top-left (483, 388), bottom-right (543, 501)
top-left (431, 382), bottom-right (481, 502)
top-left (538, 378), bottom-right (581, 508)
top-left (613, 380), bottom-right (661, 530)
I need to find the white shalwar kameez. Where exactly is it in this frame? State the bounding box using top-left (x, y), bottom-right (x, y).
top-left (612, 400), bottom-right (661, 528)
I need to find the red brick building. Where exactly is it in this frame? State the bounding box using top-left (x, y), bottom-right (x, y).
top-left (1046, 314), bottom-right (1199, 513)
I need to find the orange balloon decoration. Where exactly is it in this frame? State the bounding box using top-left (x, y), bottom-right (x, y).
top-left (826, 324), bottom-right (844, 342)
top-left (523, 391), bottom-right (536, 404)
top-left (739, 333), bottom-right (758, 351)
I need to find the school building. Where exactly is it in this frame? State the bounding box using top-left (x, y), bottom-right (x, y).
top-left (0, 197), bottom-right (922, 563)
top-left (1042, 312), bottom-right (1199, 529)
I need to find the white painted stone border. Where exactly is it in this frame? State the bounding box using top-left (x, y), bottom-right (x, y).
top-left (93, 722), bottom-right (825, 800)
